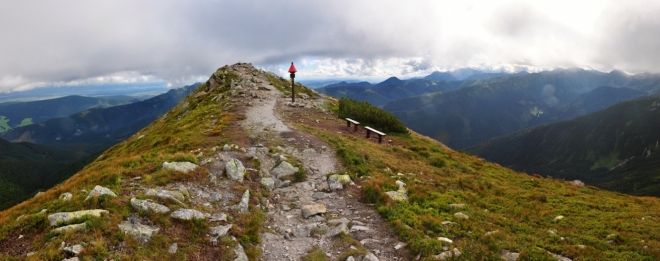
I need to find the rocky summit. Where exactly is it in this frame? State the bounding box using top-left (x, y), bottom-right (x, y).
top-left (1, 63), bottom-right (660, 261)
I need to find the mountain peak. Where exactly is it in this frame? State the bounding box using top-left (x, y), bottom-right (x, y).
top-left (424, 71), bottom-right (456, 81)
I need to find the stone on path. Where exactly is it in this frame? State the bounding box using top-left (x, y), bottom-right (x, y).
top-left (48, 209), bottom-right (109, 226)
top-left (234, 244), bottom-right (249, 261)
top-left (271, 161), bottom-right (299, 178)
top-left (84, 185), bottom-right (117, 201)
top-left (162, 161), bottom-right (198, 173)
top-left (260, 177), bottom-right (275, 191)
top-left (225, 158), bottom-right (246, 182)
top-left (234, 190), bottom-right (250, 213)
top-left (328, 174), bottom-right (352, 191)
top-left (301, 204), bottom-right (326, 218)
top-left (327, 223), bottom-right (349, 237)
top-left (130, 198), bottom-right (171, 214)
top-left (170, 208), bottom-right (205, 220)
top-left (363, 253), bottom-right (379, 261)
top-left (118, 221), bottom-right (160, 244)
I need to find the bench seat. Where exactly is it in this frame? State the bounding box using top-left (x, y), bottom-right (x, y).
top-left (364, 126), bottom-right (386, 143)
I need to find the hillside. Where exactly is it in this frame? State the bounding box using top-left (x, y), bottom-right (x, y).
top-left (0, 84), bottom-right (199, 153)
top-left (383, 69), bottom-right (660, 148)
top-left (0, 138), bottom-right (86, 210)
top-left (0, 95), bottom-right (139, 132)
top-left (1, 63), bottom-right (660, 260)
top-left (469, 94), bottom-right (660, 196)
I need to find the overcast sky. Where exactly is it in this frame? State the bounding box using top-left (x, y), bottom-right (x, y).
top-left (1, 0), bottom-right (659, 92)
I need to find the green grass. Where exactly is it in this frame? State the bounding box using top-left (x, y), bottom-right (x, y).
top-left (17, 118), bottom-right (33, 127)
top-left (0, 116), bottom-right (9, 132)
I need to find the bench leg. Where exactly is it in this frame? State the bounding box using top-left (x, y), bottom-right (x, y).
top-left (366, 130), bottom-right (371, 139)
top-left (378, 135), bottom-right (383, 143)
top-left (353, 124), bottom-right (358, 132)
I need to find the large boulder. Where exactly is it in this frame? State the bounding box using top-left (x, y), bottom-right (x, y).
top-left (85, 185), bottom-right (117, 201)
top-left (118, 221), bottom-right (160, 244)
top-left (225, 158), bottom-right (246, 182)
top-left (48, 209), bottom-right (109, 226)
top-left (162, 161), bottom-right (198, 173)
top-left (130, 198), bottom-right (171, 214)
top-left (271, 161), bottom-right (299, 178)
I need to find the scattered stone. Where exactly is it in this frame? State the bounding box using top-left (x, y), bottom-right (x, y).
top-left (385, 191), bottom-right (408, 202)
top-left (130, 198), bottom-right (171, 214)
top-left (210, 224), bottom-right (233, 237)
top-left (225, 158), bottom-right (246, 182)
top-left (554, 215), bottom-right (565, 221)
top-left (59, 192), bottom-right (73, 201)
top-left (118, 220), bottom-right (160, 244)
top-left (448, 203), bottom-right (465, 209)
top-left (162, 161), bottom-right (198, 173)
top-left (501, 250), bottom-right (520, 261)
top-left (26, 252), bottom-right (36, 257)
top-left (62, 244), bottom-right (84, 256)
top-left (234, 244), bottom-right (249, 261)
top-left (234, 190), bottom-right (250, 213)
top-left (84, 185), bottom-right (117, 201)
top-left (271, 161), bottom-right (299, 178)
top-left (169, 243), bottom-right (178, 254)
top-left (346, 257), bottom-right (356, 261)
top-left (62, 257), bottom-right (80, 261)
top-left (145, 189), bottom-right (186, 206)
top-left (223, 144), bottom-right (232, 151)
top-left (52, 223), bottom-right (87, 234)
top-left (569, 180), bottom-right (584, 186)
top-left (261, 177), bottom-right (275, 191)
top-left (328, 174), bottom-right (352, 191)
top-left (327, 217), bottom-right (350, 226)
top-left (395, 180), bottom-right (407, 193)
top-left (312, 192), bottom-right (328, 200)
top-left (437, 237), bottom-right (453, 244)
top-left (327, 223), bottom-right (349, 237)
top-left (301, 204), bottom-right (327, 218)
top-left (48, 209), bottom-right (109, 226)
top-left (34, 191), bottom-right (44, 197)
top-left (279, 180), bottom-right (292, 188)
top-left (454, 212), bottom-right (469, 220)
top-left (484, 230), bottom-right (499, 237)
top-left (350, 225), bottom-right (369, 232)
top-left (363, 253), bottom-right (379, 261)
top-left (209, 213), bottom-right (228, 222)
top-left (549, 252), bottom-right (573, 261)
top-left (170, 209), bottom-right (205, 221)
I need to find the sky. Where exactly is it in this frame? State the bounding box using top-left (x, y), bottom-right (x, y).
top-left (1, 0), bottom-right (659, 93)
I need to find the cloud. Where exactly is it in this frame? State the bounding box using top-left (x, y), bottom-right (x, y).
top-left (0, 1), bottom-right (659, 92)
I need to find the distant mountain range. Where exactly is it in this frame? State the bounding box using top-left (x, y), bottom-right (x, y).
top-left (0, 95), bottom-right (139, 132)
top-left (469, 94), bottom-right (660, 196)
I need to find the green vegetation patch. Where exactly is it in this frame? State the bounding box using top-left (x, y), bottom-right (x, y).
top-left (0, 116), bottom-right (9, 132)
top-left (338, 98), bottom-right (408, 134)
top-left (17, 118), bottom-right (33, 127)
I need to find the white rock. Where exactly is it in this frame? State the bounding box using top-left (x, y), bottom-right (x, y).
top-left (437, 237), bottom-right (453, 244)
top-left (169, 243), bottom-right (178, 254)
top-left (362, 253), bottom-right (379, 261)
top-left (271, 161), bottom-right (299, 178)
top-left (170, 209), bottom-right (205, 220)
top-left (454, 212), bottom-right (469, 219)
top-left (118, 221), bottom-right (160, 244)
top-left (59, 192), bottom-right (73, 201)
top-left (162, 161), bottom-right (198, 173)
top-left (210, 224), bottom-right (233, 237)
top-left (130, 198), bottom-right (170, 214)
top-left (301, 204), bottom-right (327, 218)
top-left (225, 158), bottom-right (246, 182)
top-left (234, 190), bottom-right (250, 213)
top-left (84, 185), bottom-right (117, 201)
top-left (62, 244), bottom-right (84, 256)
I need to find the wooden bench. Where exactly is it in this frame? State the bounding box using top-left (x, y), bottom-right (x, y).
top-left (345, 118), bottom-right (360, 132)
top-left (364, 126), bottom-right (386, 143)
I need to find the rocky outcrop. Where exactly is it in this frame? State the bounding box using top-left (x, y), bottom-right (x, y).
top-left (162, 161), bottom-right (198, 173)
top-left (271, 161), bottom-right (298, 178)
top-left (225, 158), bottom-right (246, 182)
top-left (234, 190), bottom-right (250, 213)
top-left (130, 198), bottom-right (171, 214)
top-left (52, 223), bottom-right (87, 233)
top-left (145, 189), bottom-right (186, 206)
top-left (170, 209), bottom-right (205, 221)
top-left (84, 185), bottom-right (117, 201)
top-left (48, 209), bottom-right (109, 226)
top-left (59, 192), bottom-right (73, 201)
top-left (118, 220), bottom-right (160, 244)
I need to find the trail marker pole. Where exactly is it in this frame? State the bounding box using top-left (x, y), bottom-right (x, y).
top-left (288, 62), bottom-right (297, 103)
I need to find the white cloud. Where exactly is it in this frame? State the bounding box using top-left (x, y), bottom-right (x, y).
top-left (0, 0), bottom-right (659, 92)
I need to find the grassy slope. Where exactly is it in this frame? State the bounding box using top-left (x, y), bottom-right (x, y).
top-left (0, 65), bottom-right (658, 260)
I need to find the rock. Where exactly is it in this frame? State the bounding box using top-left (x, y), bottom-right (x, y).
top-left (549, 252), bottom-right (572, 261)
top-left (317, 182), bottom-right (330, 192)
top-left (569, 180), bottom-right (584, 186)
top-left (225, 158), bottom-right (246, 182)
top-left (145, 189), bottom-right (186, 206)
top-left (327, 222), bottom-right (349, 237)
top-left (312, 192), bottom-right (328, 200)
top-left (52, 223), bottom-right (87, 233)
top-left (454, 212), bottom-right (469, 219)
top-left (223, 144), bottom-right (232, 151)
top-left (62, 257), bottom-right (80, 261)
top-left (162, 161), bottom-right (198, 173)
top-left (554, 215), bottom-right (565, 221)
top-left (448, 203), bottom-right (465, 209)
top-left (453, 248), bottom-right (461, 258)
top-left (484, 230), bottom-right (499, 237)
top-left (62, 244), bottom-right (84, 256)
top-left (130, 198), bottom-right (171, 214)
top-left (350, 225), bottom-right (370, 232)
top-left (234, 190), bottom-right (250, 213)
top-left (293, 223), bottom-right (318, 237)
top-left (394, 242), bottom-right (406, 250)
top-left (328, 174), bottom-right (352, 191)
top-left (210, 224), bottom-right (232, 237)
top-left (59, 192), bottom-right (73, 201)
top-left (271, 161), bottom-right (299, 178)
top-left (48, 209), bottom-right (109, 226)
top-left (385, 191), bottom-right (408, 202)
top-left (395, 180), bottom-right (407, 193)
top-left (26, 252), bottom-right (36, 257)
top-left (437, 237), bottom-right (453, 244)
top-left (279, 180), bottom-right (292, 188)
top-left (501, 250), bottom-right (520, 261)
top-left (347, 257), bottom-right (356, 261)
top-left (261, 178), bottom-right (275, 191)
top-left (327, 217), bottom-right (350, 226)
top-left (170, 209), bottom-right (205, 220)
top-left (209, 213), bottom-right (228, 222)
top-left (233, 243), bottom-right (249, 261)
top-left (301, 204), bottom-right (327, 218)
top-left (169, 243), bottom-right (178, 254)
top-left (441, 221), bottom-right (456, 226)
top-left (363, 253), bottom-right (379, 261)
top-left (84, 185), bottom-right (117, 201)
top-left (118, 221), bottom-right (160, 244)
